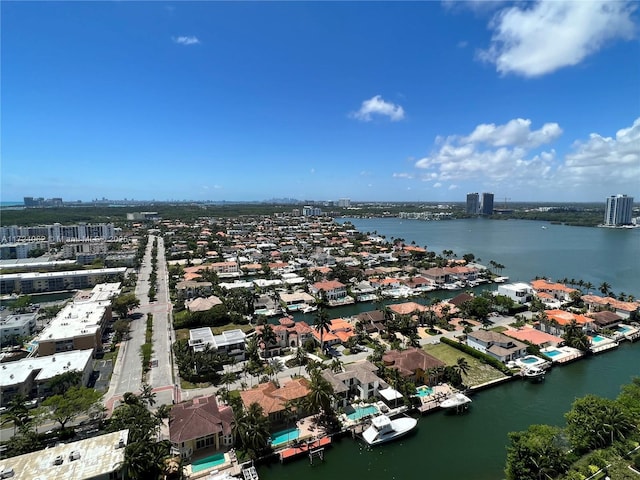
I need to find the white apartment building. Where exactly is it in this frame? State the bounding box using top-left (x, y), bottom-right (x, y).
top-left (604, 194), bottom-right (634, 226)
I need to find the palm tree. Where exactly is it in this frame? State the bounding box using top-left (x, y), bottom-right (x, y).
top-left (234, 402), bottom-right (271, 459)
top-left (313, 306), bottom-right (331, 353)
top-left (260, 324), bottom-right (277, 357)
top-left (330, 357), bottom-right (343, 373)
top-left (599, 282), bottom-right (612, 296)
top-left (268, 357), bottom-right (284, 382)
top-left (139, 383), bottom-right (156, 407)
top-left (305, 371), bottom-right (334, 416)
top-left (454, 357), bottom-right (471, 377)
top-left (220, 371), bottom-right (236, 391)
top-left (584, 281), bottom-right (594, 294)
top-left (295, 347), bottom-right (307, 376)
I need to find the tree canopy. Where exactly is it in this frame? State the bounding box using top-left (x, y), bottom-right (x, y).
top-left (42, 386), bottom-right (102, 430)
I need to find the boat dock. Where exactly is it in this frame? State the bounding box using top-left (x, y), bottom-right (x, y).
top-left (278, 436), bottom-right (331, 463)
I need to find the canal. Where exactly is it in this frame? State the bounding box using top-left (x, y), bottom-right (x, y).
top-left (259, 342), bottom-right (640, 480)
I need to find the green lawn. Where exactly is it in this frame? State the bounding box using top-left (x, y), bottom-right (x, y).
top-left (423, 343), bottom-right (507, 387)
top-left (102, 346), bottom-right (119, 362)
top-left (490, 326), bottom-right (508, 333)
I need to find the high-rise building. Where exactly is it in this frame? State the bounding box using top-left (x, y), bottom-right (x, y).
top-left (337, 198), bottom-right (351, 208)
top-left (604, 194), bottom-right (633, 226)
top-left (481, 192), bottom-right (494, 215)
top-left (466, 193), bottom-right (480, 214)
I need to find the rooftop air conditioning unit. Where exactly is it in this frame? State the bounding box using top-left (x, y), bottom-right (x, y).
top-left (53, 455), bottom-right (63, 466)
top-left (117, 438), bottom-right (125, 449)
top-left (69, 451), bottom-right (81, 461)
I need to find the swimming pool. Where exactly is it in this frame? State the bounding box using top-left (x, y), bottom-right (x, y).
top-left (545, 349), bottom-right (562, 357)
top-left (346, 404), bottom-right (379, 421)
top-left (591, 335), bottom-right (606, 343)
top-left (191, 452), bottom-right (226, 473)
top-left (616, 325), bottom-right (632, 333)
top-left (416, 386), bottom-right (434, 397)
top-left (520, 356), bottom-right (539, 364)
top-left (271, 427), bottom-right (300, 446)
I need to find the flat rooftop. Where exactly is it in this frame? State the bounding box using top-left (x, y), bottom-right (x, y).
top-left (36, 301), bottom-right (109, 343)
top-left (0, 349), bottom-right (93, 387)
top-left (0, 429), bottom-right (129, 480)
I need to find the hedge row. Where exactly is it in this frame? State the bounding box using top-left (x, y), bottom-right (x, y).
top-left (440, 336), bottom-right (513, 375)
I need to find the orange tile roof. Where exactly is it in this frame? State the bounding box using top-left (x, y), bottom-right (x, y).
top-left (503, 327), bottom-right (563, 346)
top-left (582, 295), bottom-right (640, 313)
top-left (389, 302), bottom-right (427, 315)
top-left (531, 279), bottom-right (577, 294)
top-left (239, 378), bottom-right (310, 416)
top-left (544, 309), bottom-right (591, 326)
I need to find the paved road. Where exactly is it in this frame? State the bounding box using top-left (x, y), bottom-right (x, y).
top-left (104, 235), bottom-right (176, 411)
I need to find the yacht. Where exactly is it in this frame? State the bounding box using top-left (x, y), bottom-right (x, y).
top-left (523, 366), bottom-right (546, 382)
top-left (439, 393), bottom-right (472, 411)
top-left (362, 414), bottom-right (418, 446)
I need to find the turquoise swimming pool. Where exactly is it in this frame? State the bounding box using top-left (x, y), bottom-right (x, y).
top-left (616, 325), bottom-right (632, 333)
top-left (591, 335), bottom-right (606, 343)
top-left (520, 356), bottom-right (539, 364)
top-left (346, 404), bottom-right (379, 421)
top-left (416, 386), bottom-right (434, 397)
top-left (545, 349), bottom-right (562, 357)
top-left (191, 452), bottom-right (226, 473)
top-left (271, 427), bottom-right (300, 446)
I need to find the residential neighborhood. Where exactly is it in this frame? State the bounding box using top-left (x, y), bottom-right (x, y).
top-left (0, 210), bottom-right (639, 480)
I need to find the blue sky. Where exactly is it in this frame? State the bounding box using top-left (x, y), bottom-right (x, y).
top-left (2, 1), bottom-right (639, 203)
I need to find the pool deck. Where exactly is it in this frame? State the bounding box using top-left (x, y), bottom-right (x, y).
top-left (279, 435), bottom-right (332, 462)
top-left (417, 384), bottom-right (454, 413)
top-left (186, 449), bottom-right (243, 479)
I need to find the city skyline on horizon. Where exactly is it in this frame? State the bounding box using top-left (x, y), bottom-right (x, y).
top-left (2, 2), bottom-right (639, 203)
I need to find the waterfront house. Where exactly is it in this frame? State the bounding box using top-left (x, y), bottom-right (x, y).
top-left (503, 327), bottom-right (563, 348)
top-left (239, 378), bottom-right (310, 424)
top-left (466, 330), bottom-right (527, 363)
top-left (581, 295), bottom-right (640, 319)
top-left (388, 302), bottom-right (427, 317)
top-left (420, 267), bottom-right (449, 285)
top-left (321, 360), bottom-right (387, 408)
top-left (538, 310), bottom-right (593, 337)
top-left (588, 310), bottom-right (624, 331)
top-left (382, 348), bottom-right (446, 384)
top-left (530, 279), bottom-right (578, 302)
top-left (310, 280), bottom-right (348, 302)
top-left (169, 395), bottom-right (235, 459)
top-left (497, 283), bottom-right (534, 304)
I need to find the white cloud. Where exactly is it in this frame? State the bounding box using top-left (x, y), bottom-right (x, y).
top-left (413, 117), bottom-right (640, 197)
top-left (448, 184), bottom-right (459, 190)
top-left (464, 118), bottom-right (562, 148)
top-left (350, 95), bottom-right (405, 122)
top-left (556, 118), bottom-right (640, 189)
top-left (433, 182), bottom-right (442, 188)
top-left (479, 0), bottom-right (636, 77)
top-left (173, 36), bottom-right (200, 46)
top-left (393, 172), bottom-right (414, 179)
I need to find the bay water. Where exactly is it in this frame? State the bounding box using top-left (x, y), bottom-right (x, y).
top-left (259, 217), bottom-right (639, 479)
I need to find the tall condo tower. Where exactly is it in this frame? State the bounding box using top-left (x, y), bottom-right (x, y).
top-left (466, 193), bottom-right (480, 214)
top-left (481, 192), bottom-right (494, 215)
top-left (604, 194), bottom-right (633, 226)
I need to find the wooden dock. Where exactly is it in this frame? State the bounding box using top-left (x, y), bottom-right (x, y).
top-left (279, 436), bottom-right (332, 463)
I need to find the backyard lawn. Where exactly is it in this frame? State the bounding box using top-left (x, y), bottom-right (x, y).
top-left (423, 342), bottom-right (507, 387)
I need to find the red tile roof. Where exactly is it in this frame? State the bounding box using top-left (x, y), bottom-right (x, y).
top-left (170, 395), bottom-right (234, 443)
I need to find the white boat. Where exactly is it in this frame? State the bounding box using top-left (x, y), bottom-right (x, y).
top-left (301, 304), bottom-right (317, 314)
top-left (362, 414), bottom-right (417, 446)
top-left (523, 366), bottom-right (545, 381)
top-left (440, 393), bottom-right (472, 411)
